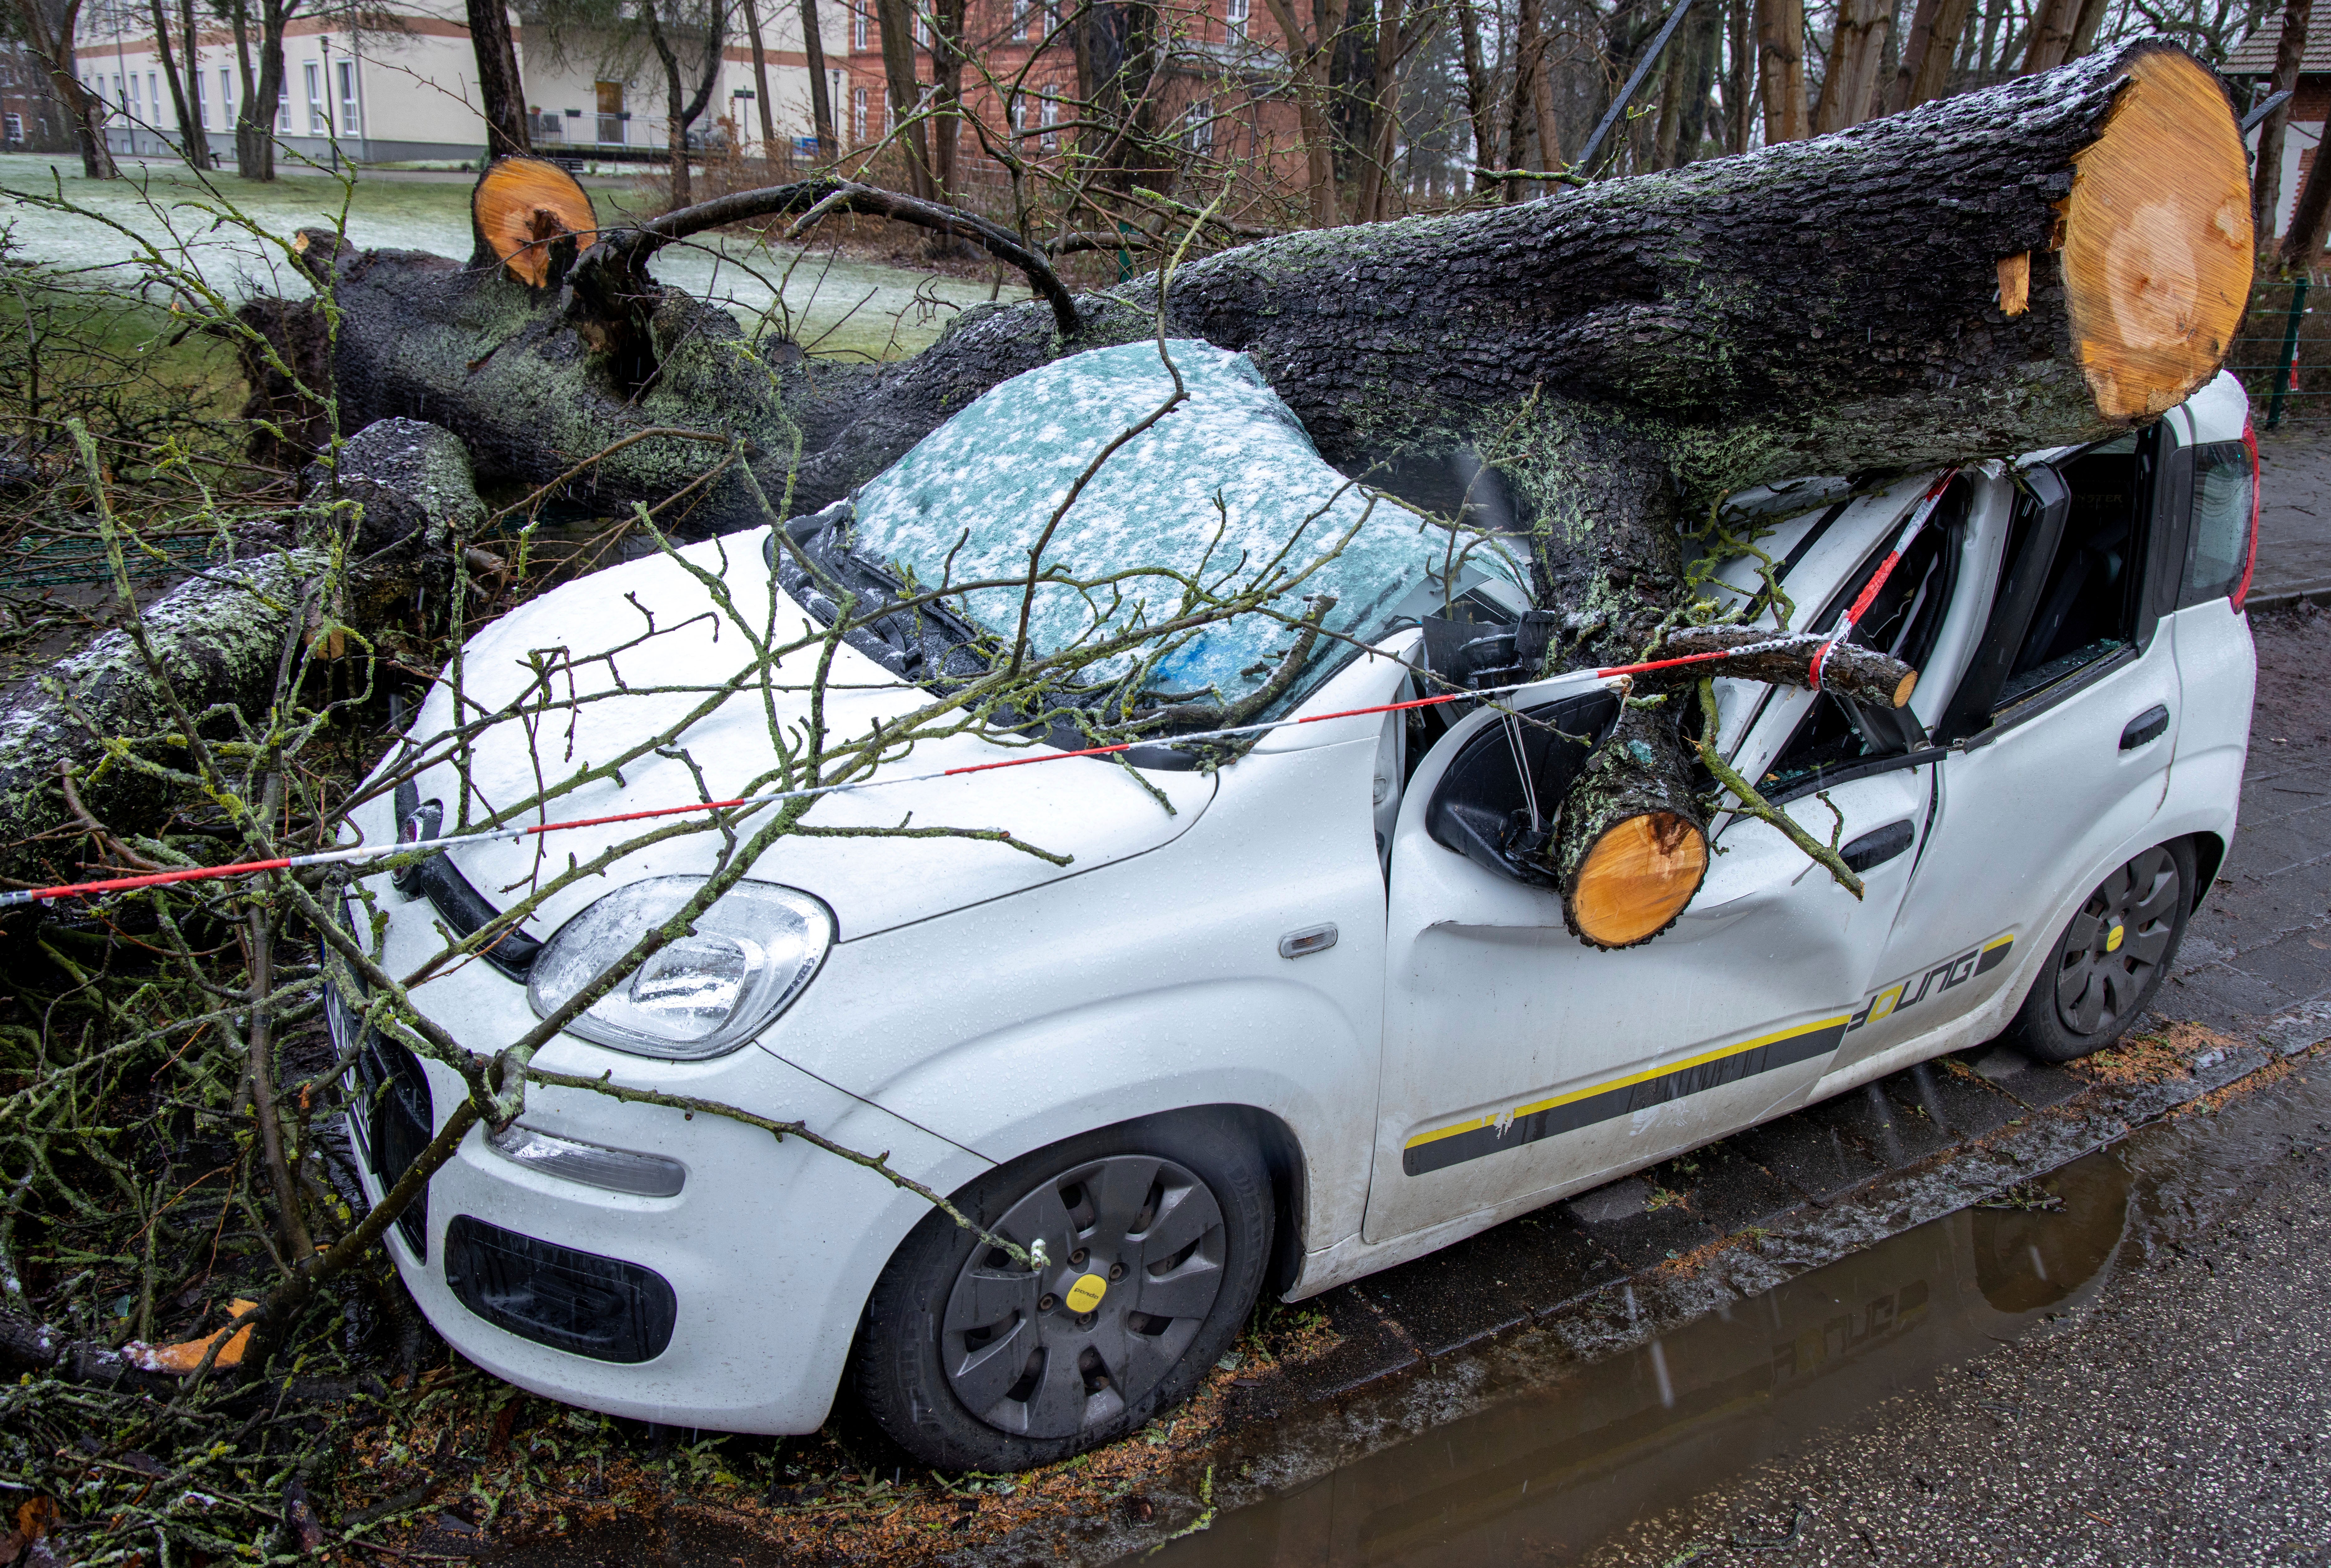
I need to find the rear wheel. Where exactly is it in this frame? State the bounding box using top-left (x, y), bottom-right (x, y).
top-left (2004, 839), bottom-right (2193, 1064)
top-left (851, 1112), bottom-right (1272, 1472)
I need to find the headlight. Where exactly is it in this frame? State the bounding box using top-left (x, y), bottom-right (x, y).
top-left (527, 876), bottom-right (833, 1060)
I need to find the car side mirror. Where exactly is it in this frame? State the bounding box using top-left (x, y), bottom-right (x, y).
top-left (1423, 690), bottom-right (1620, 886)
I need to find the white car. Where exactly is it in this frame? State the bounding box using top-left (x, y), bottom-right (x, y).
top-left (329, 357), bottom-right (2260, 1473)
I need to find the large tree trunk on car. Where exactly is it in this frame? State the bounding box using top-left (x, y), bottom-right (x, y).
top-left (248, 42), bottom-right (2250, 943)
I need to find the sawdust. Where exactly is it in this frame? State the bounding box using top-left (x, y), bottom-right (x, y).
top-left (2076, 1021), bottom-right (2240, 1086)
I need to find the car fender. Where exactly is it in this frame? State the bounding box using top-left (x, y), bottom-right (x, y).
top-left (825, 978), bottom-right (1365, 1246)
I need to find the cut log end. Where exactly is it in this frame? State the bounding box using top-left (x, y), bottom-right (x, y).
top-left (474, 158), bottom-right (598, 288)
top-left (2061, 47), bottom-right (2253, 420)
top-left (1567, 812), bottom-right (1711, 948)
top-left (1892, 667), bottom-right (1918, 707)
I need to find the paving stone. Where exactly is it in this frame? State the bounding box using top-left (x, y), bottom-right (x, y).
top-left (1804, 1078), bottom-right (1962, 1169)
top-left (2225, 928), bottom-right (2331, 1005)
top-left (2157, 961), bottom-right (2292, 1026)
top-left (1732, 1113), bottom-right (1886, 1203)
top-left (1280, 1286), bottom-right (1420, 1402)
top-left (1966, 1045), bottom-right (2090, 1108)
top-left (1883, 1060), bottom-right (2022, 1142)
top-left (1564, 1195), bottom-right (1718, 1272)
top-left (1666, 1140), bottom-right (1805, 1235)
top-left (1363, 1208), bottom-right (1621, 1355)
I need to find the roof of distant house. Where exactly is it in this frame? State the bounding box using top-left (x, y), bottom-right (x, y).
top-left (2222, 24), bottom-right (2331, 76)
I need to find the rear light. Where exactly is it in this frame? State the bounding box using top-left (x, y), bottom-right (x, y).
top-left (2235, 417), bottom-right (2261, 613)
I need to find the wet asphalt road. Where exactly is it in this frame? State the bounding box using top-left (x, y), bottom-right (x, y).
top-left (1584, 1071), bottom-right (2331, 1568)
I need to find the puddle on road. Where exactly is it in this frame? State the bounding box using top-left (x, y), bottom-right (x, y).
top-left (1141, 1067), bottom-right (2331, 1568)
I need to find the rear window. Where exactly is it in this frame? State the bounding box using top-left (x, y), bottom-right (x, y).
top-left (844, 339), bottom-right (1523, 714)
top-left (2182, 439), bottom-right (2253, 606)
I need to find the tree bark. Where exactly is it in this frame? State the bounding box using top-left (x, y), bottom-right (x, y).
top-left (2281, 118), bottom-right (2331, 268)
top-left (799, 0), bottom-right (838, 157)
top-left (252, 46), bottom-right (2251, 942)
top-left (11, 0), bottom-right (115, 178)
top-left (743, 0), bottom-right (781, 157)
top-left (1262, 0), bottom-right (1348, 226)
top-left (2255, 0), bottom-right (2313, 243)
top-left (1726, 0), bottom-right (1752, 150)
top-left (1455, 0), bottom-right (1498, 189)
top-left (1812, 0), bottom-right (1890, 133)
top-left (2020, 0), bottom-right (2080, 73)
top-left (873, 0), bottom-right (936, 198)
top-left (236, 0), bottom-right (293, 182)
top-left (928, 0), bottom-right (969, 197)
top-left (464, 0), bottom-right (532, 158)
top-left (149, 0), bottom-right (203, 167)
top-left (1893, 0), bottom-right (1974, 109)
top-left (1756, 0), bottom-right (1807, 142)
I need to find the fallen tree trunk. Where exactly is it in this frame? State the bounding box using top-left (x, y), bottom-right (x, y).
top-left (0, 421), bottom-right (480, 893)
top-left (247, 43), bottom-right (2248, 943)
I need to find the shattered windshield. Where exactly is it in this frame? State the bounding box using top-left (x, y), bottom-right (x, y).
top-left (829, 339), bottom-right (1527, 719)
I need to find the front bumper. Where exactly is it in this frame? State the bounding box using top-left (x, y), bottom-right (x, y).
top-left (327, 876), bottom-right (987, 1434)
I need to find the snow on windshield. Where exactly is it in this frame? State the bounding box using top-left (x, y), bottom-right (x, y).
top-left (847, 339), bottom-right (1523, 707)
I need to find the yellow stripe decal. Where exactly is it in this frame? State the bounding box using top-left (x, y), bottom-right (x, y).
top-left (1402, 1013), bottom-right (1853, 1172)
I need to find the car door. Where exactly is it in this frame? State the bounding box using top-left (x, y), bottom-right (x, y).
top-left (1361, 482), bottom-right (1966, 1247)
top-left (1841, 428), bottom-right (2185, 1074)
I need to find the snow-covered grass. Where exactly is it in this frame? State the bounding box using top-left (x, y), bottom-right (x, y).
top-left (0, 153), bottom-right (1022, 359)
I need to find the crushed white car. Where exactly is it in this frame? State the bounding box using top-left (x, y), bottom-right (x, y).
top-left (329, 346), bottom-right (2260, 1472)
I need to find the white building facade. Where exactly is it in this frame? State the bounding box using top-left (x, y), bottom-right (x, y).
top-left (74, 0), bottom-right (848, 167)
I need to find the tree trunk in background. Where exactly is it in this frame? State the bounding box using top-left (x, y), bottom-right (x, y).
top-left (928, 0), bottom-right (969, 197)
top-left (1726, 0), bottom-right (1752, 149)
top-left (2067, 0), bottom-right (2110, 57)
top-left (1654, 27), bottom-right (1687, 166)
top-left (2020, 0), bottom-right (2080, 72)
top-left (1354, 0), bottom-right (1413, 220)
top-left (149, 0), bottom-right (202, 167)
top-left (799, 0), bottom-right (838, 156)
top-left (1974, 0), bottom-right (2005, 76)
top-left (1674, 0), bottom-right (1718, 162)
top-left (1455, 0), bottom-right (1499, 189)
top-left (873, 0), bottom-right (936, 197)
top-left (742, 0), bottom-right (782, 157)
top-left (1262, 0), bottom-right (1348, 225)
top-left (238, 0), bottom-right (290, 181)
top-left (1894, 0), bottom-right (1974, 108)
top-left (2281, 119), bottom-right (2331, 269)
top-left (2254, 0), bottom-right (2312, 243)
top-left (11, 0), bottom-right (114, 177)
top-left (1812, 0), bottom-right (1890, 132)
top-left (1756, 0), bottom-right (1807, 141)
top-left (646, 0), bottom-right (693, 203)
top-left (1502, 0), bottom-right (1553, 193)
top-left (464, 0), bottom-right (531, 157)
top-left (180, 0), bottom-right (204, 164)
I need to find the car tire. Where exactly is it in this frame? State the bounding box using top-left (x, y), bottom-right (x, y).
top-left (850, 1111), bottom-right (1273, 1473)
top-left (2002, 838), bottom-right (2195, 1065)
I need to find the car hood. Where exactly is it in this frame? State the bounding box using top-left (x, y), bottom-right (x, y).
top-left (372, 527), bottom-right (1216, 944)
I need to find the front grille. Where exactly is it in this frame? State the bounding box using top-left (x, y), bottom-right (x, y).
top-left (444, 1216), bottom-right (677, 1363)
top-left (324, 935), bottom-right (433, 1260)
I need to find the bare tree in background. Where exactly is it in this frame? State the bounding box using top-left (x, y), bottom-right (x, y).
top-left (9, 0), bottom-right (115, 175)
top-left (642, 0), bottom-right (727, 203)
top-left (466, 0), bottom-right (533, 154)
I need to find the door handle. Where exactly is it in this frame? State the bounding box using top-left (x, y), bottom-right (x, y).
top-left (2120, 705), bottom-right (2171, 751)
top-left (1841, 820), bottom-right (1916, 873)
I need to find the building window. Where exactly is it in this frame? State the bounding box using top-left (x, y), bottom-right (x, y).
top-left (852, 4), bottom-right (868, 49)
top-left (305, 62), bottom-right (326, 133)
top-left (220, 67), bottom-right (236, 128)
top-left (275, 77), bottom-right (290, 132)
top-left (596, 80), bottom-right (625, 144)
top-left (148, 71), bottom-right (159, 122)
top-left (337, 59), bottom-right (358, 135)
top-left (1225, 0), bottom-right (1248, 40)
top-left (1184, 97), bottom-right (1213, 155)
top-left (851, 84), bottom-right (867, 142)
top-left (1039, 94), bottom-right (1057, 149)
top-left (1007, 90), bottom-right (1025, 133)
top-left (914, 8), bottom-right (929, 47)
top-left (1012, 0), bottom-right (1032, 38)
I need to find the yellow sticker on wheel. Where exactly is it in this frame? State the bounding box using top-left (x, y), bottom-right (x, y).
top-left (2106, 923), bottom-right (2125, 953)
top-left (1065, 1273), bottom-right (1107, 1313)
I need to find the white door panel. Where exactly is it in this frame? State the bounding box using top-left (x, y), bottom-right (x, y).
top-left (1852, 627), bottom-right (2182, 1070)
top-left (1366, 709), bottom-right (1928, 1244)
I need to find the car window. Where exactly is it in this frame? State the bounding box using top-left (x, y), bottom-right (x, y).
top-left (1932, 425), bottom-right (2162, 744)
top-left (2180, 439), bottom-right (2254, 606)
top-left (841, 339), bottom-right (1527, 720)
top-left (1760, 486), bottom-right (1966, 791)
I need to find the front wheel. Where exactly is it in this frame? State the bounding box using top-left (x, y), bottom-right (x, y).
top-left (2003, 838), bottom-right (2194, 1064)
top-left (851, 1112), bottom-right (1273, 1472)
